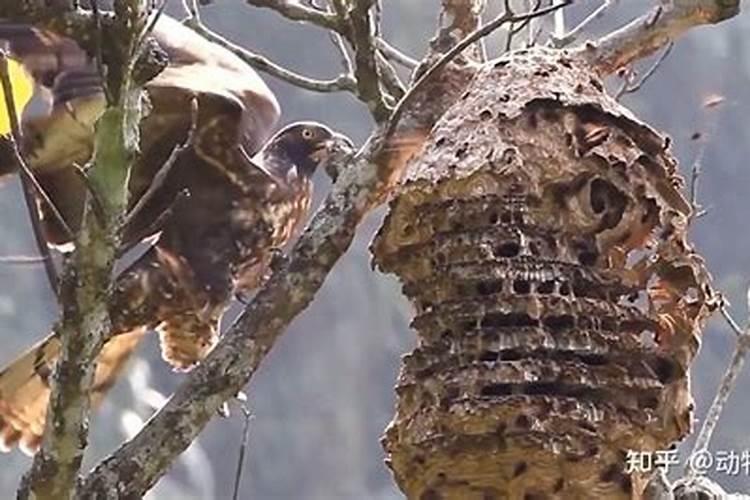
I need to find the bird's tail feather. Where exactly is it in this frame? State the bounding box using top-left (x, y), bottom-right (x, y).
top-left (0, 328), bottom-right (146, 455)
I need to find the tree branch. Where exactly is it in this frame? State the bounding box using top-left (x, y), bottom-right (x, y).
top-left (579, 0), bottom-right (740, 75)
top-left (349, 0), bottom-right (390, 122)
top-left (0, 52), bottom-right (64, 296)
top-left (375, 38), bottom-right (418, 69)
top-left (16, 2), bottom-right (148, 498)
top-left (245, 0), bottom-right (342, 32)
top-left (183, 2), bottom-right (357, 93)
top-left (551, 0), bottom-right (614, 47)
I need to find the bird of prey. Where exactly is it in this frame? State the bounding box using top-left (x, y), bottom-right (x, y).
top-left (0, 14), bottom-right (352, 454)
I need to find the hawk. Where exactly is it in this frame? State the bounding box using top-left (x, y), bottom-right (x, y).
top-left (0, 15), bottom-right (352, 454)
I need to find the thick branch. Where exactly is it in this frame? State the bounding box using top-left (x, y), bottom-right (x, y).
top-left (579, 0), bottom-right (740, 75)
top-left (349, 0), bottom-right (390, 122)
top-left (17, 2), bottom-right (146, 499)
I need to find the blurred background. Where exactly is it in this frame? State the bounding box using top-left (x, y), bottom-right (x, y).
top-left (1, 1), bottom-right (749, 498)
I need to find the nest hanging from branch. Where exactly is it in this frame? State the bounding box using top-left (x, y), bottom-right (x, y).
top-left (372, 47), bottom-right (716, 500)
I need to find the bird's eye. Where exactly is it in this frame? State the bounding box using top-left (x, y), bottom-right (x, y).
top-left (301, 128), bottom-right (314, 139)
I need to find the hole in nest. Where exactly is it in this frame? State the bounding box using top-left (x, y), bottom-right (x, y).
top-left (442, 386), bottom-right (460, 405)
top-left (455, 143), bottom-right (469, 158)
top-left (481, 383), bottom-right (513, 397)
top-left (589, 77), bottom-right (604, 92)
top-left (527, 112), bottom-right (538, 129)
top-left (558, 282), bottom-right (571, 296)
top-left (435, 137), bottom-right (446, 147)
top-left (537, 280), bottom-right (555, 294)
top-left (513, 461), bottom-right (528, 477)
top-left (513, 279), bottom-right (531, 295)
top-left (578, 421), bottom-right (597, 433)
top-left (477, 280), bottom-right (503, 296)
top-left (541, 108), bottom-right (559, 122)
top-left (495, 241), bottom-right (521, 258)
top-left (553, 478), bottom-right (565, 493)
top-left (650, 357), bottom-right (681, 384)
top-left (515, 414), bottom-right (532, 429)
top-left (589, 178), bottom-right (627, 229)
top-left (479, 109), bottom-right (493, 121)
top-left (543, 315), bottom-right (575, 332)
top-left (488, 211), bottom-right (499, 224)
top-left (523, 494), bottom-right (547, 500)
top-left (421, 489), bottom-right (441, 500)
top-left (638, 394), bottom-right (659, 410)
top-left (482, 313), bottom-right (538, 328)
top-left (499, 350), bottom-right (522, 361)
top-left (599, 464), bottom-right (620, 483)
top-left (578, 353), bottom-right (607, 366)
top-left (524, 382), bottom-right (564, 396)
top-left (461, 320), bottom-right (477, 333)
top-left (578, 250), bottom-right (598, 267)
top-left (479, 350), bottom-right (498, 362)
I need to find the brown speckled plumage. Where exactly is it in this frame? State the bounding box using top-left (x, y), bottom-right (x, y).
top-left (0, 16), bottom-right (350, 453)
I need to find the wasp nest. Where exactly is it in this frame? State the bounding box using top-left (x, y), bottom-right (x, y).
top-left (372, 48), bottom-right (716, 500)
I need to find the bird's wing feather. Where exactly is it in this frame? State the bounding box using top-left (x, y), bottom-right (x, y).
top-left (0, 329), bottom-right (146, 454)
top-left (0, 14), bottom-right (281, 171)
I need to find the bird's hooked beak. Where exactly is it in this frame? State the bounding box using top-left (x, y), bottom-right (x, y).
top-left (311, 131), bottom-right (355, 170)
top-left (319, 132), bottom-right (355, 155)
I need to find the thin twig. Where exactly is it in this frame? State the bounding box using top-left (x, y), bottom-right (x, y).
top-left (688, 98), bottom-right (721, 219)
top-left (553, 0), bottom-right (566, 39)
top-left (123, 97), bottom-right (198, 230)
top-left (551, 0), bottom-right (615, 47)
top-left (117, 189), bottom-right (190, 259)
top-left (720, 304), bottom-right (744, 337)
top-left (231, 405), bottom-right (254, 500)
top-left (615, 41), bottom-right (673, 99)
top-left (0, 254), bottom-right (47, 265)
top-left (687, 332), bottom-right (750, 476)
top-left (328, 27), bottom-right (354, 75)
top-left (182, 2), bottom-right (356, 93)
top-left (505, 0), bottom-right (542, 52)
top-left (245, 0), bottom-right (343, 32)
top-left (686, 289), bottom-right (750, 481)
top-left (375, 38), bottom-right (418, 69)
top-left (0, 51), bottom-right (65, 295)
top-left (387, 0), bottom-right (573, 138)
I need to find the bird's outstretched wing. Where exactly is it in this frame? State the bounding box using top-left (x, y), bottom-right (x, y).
top-left (0, 14), bottom-right (286, 455)
top-left (0, 14), bottom-right (281, 245)
top-left (0, 329), bottom-right (145, 454)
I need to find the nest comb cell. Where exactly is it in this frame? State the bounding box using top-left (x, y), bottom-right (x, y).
top-left (371, 48), bottom-right (716, 500)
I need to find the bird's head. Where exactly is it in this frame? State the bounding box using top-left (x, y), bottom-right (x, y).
top-left (264, 121), bottom-right (354, 178)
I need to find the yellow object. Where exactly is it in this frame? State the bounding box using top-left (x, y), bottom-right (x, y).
top-left (0, 58), bottom-right (34, 135)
